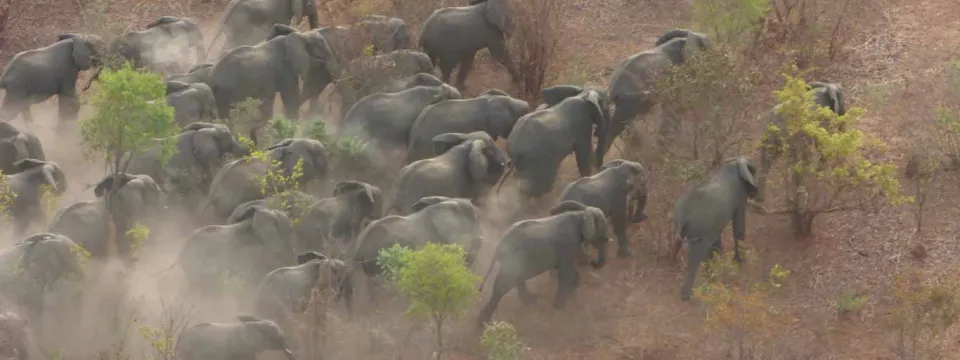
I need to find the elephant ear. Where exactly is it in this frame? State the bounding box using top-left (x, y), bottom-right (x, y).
top-left (271, 24), bottom-right (298, 40)
top-left (297, 251), bottom-right (326, 264)
top-left (431, 133), bottom-right (468, 155)
top-left (480, 88), bottom-right (510, 97)
top-left (548, 200), bottom-right (588, 215)
top-left (146, 16), bottom-right (180, 29)
top-left (579, 208), bottom-right (597, 243)
top-left (188, 63), bottom-right (213, 73)
top-left (540, 85), bottom-right (583, 107)
top-left (467, 140), bottom-right (489, 184)
top-left (165, 81), bottom-right (190, 95)
top-left (71, 37), bottom-right (94, 70)
top-left (411, 196), bottom-right (453, 213)
top-left (600, 159), bottom-right (627, 171)
top-left (581, 90), bottom-right (607, 134)
top-left (333, 180), bottom-right (365, 196)
top-left (284, 32), bottom-right (311, 78)
top-left (94, 173), bottom-right (134, 198)
top-left (13, 158), bottom-right (44, 173)
top-left (483, 0), bottom-right (513, 35)
top-left (735, 157), bottom-right (759, 194)
top-left (485, 97), bottom-right (514, 138)
top-left (191, 129), bottom-right (222, 169)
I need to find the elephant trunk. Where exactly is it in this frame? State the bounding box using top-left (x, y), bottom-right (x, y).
top-left (590, 238), bottom-right (607, 269)
top-left (630, 191), bottom-right (647, 223)
top-left (12, 135), bottom-right (29, 162)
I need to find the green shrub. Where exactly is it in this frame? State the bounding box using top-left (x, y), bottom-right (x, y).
top-left (480, 321), bottom-right (523, 360)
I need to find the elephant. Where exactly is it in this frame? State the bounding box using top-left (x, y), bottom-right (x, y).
top-left (207, 0), bottom-right (319, 58)
top-left (112, 16), bottom-right (205, 75)
top-left (205, 138), bottom-right (330, 222)
top-left (0, 122), bottom-right (44, 175)
top-left (476, 200), bottom-right (609, 325)
top-left (2, 159), bottom-right (67, 238)
top-left (124, 122), bottom-right (246, 212)
top-left (495, 86), bottom-right (609, 200)
top-left (673, 156), bottom-right (758, 300)
top-left (0, 233), bottom-right (85, 324)
top-left (389, 132), bottom-right (508, 215)
top-left (0, 310), bottom-right (29, 360)
top-left (333, 49), bottom-right (435, 117)
top-left (756, 81), bottom-right (846, 203)
top-left (175, 315), bottom-right (295, 360)
top-left (337, 83), bottom-right (462, 155)
top-left (180, 205), bottom-right (298, 292)
top-left (0, 33), bottom-right (101, 127)
top-left (208, 25), bottom-right (338, 128)
top-left (352, 196), bottom-right (484, 300)
top-left (382, 72), bottom-right (446, 94)
top-left (48, 173), bottom-right (166, 258)
top-left (166, 81), bottom-right (217, 127)
top-left (253, 251), bottom-right (353, 338)
top-left (406, 89), bottom-right (530, 163)
top-left (419, 0), bottom-right (519, 89)
top-left (165, 63), bottom-right (213, 84)
top-left (596, 29), bottom-right (709, 166)
top-left (557, 159), bottom-right (648, 258)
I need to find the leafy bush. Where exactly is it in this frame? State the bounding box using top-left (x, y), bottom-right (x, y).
top-left (480, 321), bottom-right (523, 360)
top-left (305, 117), bottom-right (374, 173)
top-left (760, 0), bottom-right (860, 68)
top-left (225, 98), bottom-right (264, 146)
top-left (378, 244), bottom-right (414, 285)
top-left (0, 171), bottom-right (15, 221)
top-left (891, 268), bottom-right (960, 360)
top-left (264, 116), bottom-right (296, 146)
top-left (691, 0), bottom-right (770, 46)
top-left (764, 72), bottom-right (908, 236)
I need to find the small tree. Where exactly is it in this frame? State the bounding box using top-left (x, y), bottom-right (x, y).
top-left (691, 0), bottom-right (770, 47)
top-left (480, 321), bottom-right (523, 360)
top-left (378, 243), bottom-right (480, 360)
top-left (509, 0), bottom-right (565, 104)
top-left (764, 72), bottom-right (908, 236)
top-left (693, 246), bottom-right (794, 359)
top-left (890, 267), bottom-right (960, 360)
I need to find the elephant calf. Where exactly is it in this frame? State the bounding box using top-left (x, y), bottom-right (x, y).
top-left (176, 315), bottom-right (295, 360)
top-left (166, 81), bottom-right (217, 127)
top-left (0, 122), bottom-right (45, 175)
top-left (3, 159), bottom-right (67, 237)
top-left (558, 159), bottom-right (648, 258)
top-left (165, 63), bottom-right (213, 85)
top-left (298, 181), bottom-right (383, 255)
top-left (477, 201), bottom-right (609, 325)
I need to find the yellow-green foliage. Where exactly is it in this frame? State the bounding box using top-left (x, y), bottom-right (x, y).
top-left (139, 325), bottom-right (176, 360)
top-left (80, 62), bottom-right (179, 172)
top-left (693, 246), bottom-right (794, 357)
top-left (69, 244), bottom-right (91, 271)
top-left (38, 183), bottom-right (61, 220)
top-left (226, 98), bottom-right (263, 140)
top-left (0, 171), bottom-right (15, 221)
top-left (480, 321), bottom-right (523, 360)
top-left (125, 222), bottom-right (151, 252)
top-left (891, 268), bottom-right (960, 359)
top-left (691, 0), bottom-right (769, 46)
top-left (258, 157), bottom-right (306, 225)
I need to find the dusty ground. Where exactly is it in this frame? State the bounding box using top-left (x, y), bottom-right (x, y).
top-left (3, 0), bottom-right (960, 358)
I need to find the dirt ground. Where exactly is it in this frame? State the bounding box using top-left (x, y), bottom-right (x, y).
top-left (3, 0), bottom-right (960, 358)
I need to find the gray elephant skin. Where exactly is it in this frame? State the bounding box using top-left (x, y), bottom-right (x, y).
top-left (333, 49), bottom-right (435, 117)
top-left (0, 34), bottom-right (101, 126)
top-left (673, 156), bottom-right (758, 300)
top-left (113, 16), bottom-right (205, 74)
top-left (166, 81), bottom-right (216, 127)
top-left (390, 132), bottom-right (507, 215)
top-left (0, 310), bottom-right (28, 360)
top-left (338, 83), bottom-right (462, 155)
top-left (406, 89), bottom-right (529, 163)
top-left (253, 251), bottom-right (353, 338)
top-left (0, 122), bottom-right (44, 175)
top-left (496, 86), bottom-right (608, 200)
top-left (477, 201), bottom-right (609, 325)
top-left (180, 206), bottom-right (297, 292)
top-left (352, 197), bottom-right (484, 299)
top-left (205, 138), bottom-right (329, 222)
top-left (207, 0), bottom-right (318, 57)
top-left (165, 62), bottom-right (213, 85)
top-left (558, 159), bottom-right (648, 258)
top-left (419, 0), bottom-right (518, 89)
top-left (176, 315), bottom-right (296, 360)
top-left (209, 26), bottom-right (338, 125)
top-left (757, 81), bottom-right (846, 203)
top-left (48, 173), bottom-right (166, 258)
top-left (596, 29), bottom-right (709, 166)
top-left (2, 159), bottom-right (66, 237)
top-left (0, 233), bottom-right (84, 323)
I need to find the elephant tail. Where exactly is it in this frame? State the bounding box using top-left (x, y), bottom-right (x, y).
top-left (203, 0), bottom-right (241, 60)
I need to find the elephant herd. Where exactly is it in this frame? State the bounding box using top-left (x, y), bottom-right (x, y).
top-left (0, 0), bottom-right (852, 356)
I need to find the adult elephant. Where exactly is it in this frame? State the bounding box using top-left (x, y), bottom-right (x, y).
top-left (2, 159), bottom-right (67, 238)
top-left (209, 25), bottom-right (338, 128)
top-left (175, 315), bottom-right (295, 360)
top-left (207, 0), bottom-right (319, 58)
top-left (673, 156), bottom-right (758, 300)
top-left (0, 34), bottom-right (101, 127)
top-left (337, 83), bottom-right (462, 155)
top-left (0, 122), bottom-right (44, 175)
top-left (756, 81), bottom-right (846, 203)
top-left (48, 173), bottom-right (166, 258)
top-left (419, 0), bottom-right (518, 89)
top-left (596, 29), bottom-right (709, 165)
top-left (180, 206), bottom-right (297, 292)
top-left (476, 201), bottom-right (608, 325)
top-left (495, 86), bottom-right (608, 200)
top-left (558, 159), bottom-right (648, 258)
top-left (253, 251), bottom-right (352, 338)
top-left (0, 233), bottom-right (85, 323)
top-left (166, 81), bottom-right (217, 127)
top-left (206, 138), bottom-right (329, 223)
top-left (406, 89), bottom-right (529, 163)
top-left (389, 132), bottom-right (508, 215)
top-left (333, 49), bottom-right (435, 117)
top-left (352, 196), bottom-right (484, 300)
top-left (165, 63), bottom-right (213, 84)
top-left (124, 123), bottom-right (246, 212)
top-left (113, 16), bottom-right (205, 74)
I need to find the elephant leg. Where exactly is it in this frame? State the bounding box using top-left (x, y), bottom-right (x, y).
top-left (552, 264), bottom-right (578, 309)
top-left (611, 211), bottom-right (631, 258)
top-left (516, 280), bottom-right (538, 305)
top-left (278, 77), bottom-right (302, 120)
top-left (438, 57), bottom-right (457, 84)
top-left (0, 94), bottom-right (29, 123)
top-left (477, 274), bottom-right (516, 325)
top-left (454, 55), bottom-right (475, 90)
top-left (57, 91), bottom-right (80, 134)
top-left (487, 39), bottom-right (518, 83)
top-left (597, 98), bottom-right (647, 166)
top-left (680, 237), bottom-right (714, 301)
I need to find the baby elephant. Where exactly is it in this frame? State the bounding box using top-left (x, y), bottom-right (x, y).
top-left (175, 315), bottom-right (295, 360)
top-left (477, 200), bottom-right (609, 325)
top-left (166, 81), bottom-right (216, 127)
top-left (557, 159), bottom-right (648, 258)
